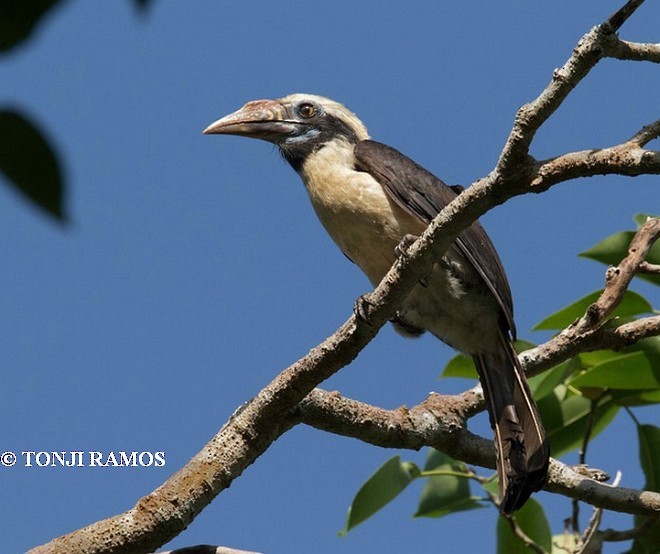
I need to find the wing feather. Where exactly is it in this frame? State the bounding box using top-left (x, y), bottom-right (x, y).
top-left (354, 140), bottom-right (516, 337)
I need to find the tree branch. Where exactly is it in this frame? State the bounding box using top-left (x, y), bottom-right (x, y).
top-left (607, 39), bottom-right (660, 63)
top-left (157, 547), bottom-right (262, 554)
top-left (607, 0), bottom-right (646, 31)
top-left (28, 2), bottom-right (659, 552)
top-left (494, 20), bottom-right (622, 178)
top-left (295, 389), bottom-right (660, 518)
top-left (530, 129), bottom-right (660, 192)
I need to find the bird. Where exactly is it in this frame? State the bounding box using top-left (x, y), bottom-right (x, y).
top-left (203, 93), bottom-right (549, 513)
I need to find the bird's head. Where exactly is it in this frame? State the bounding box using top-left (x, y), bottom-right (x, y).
top-left (204, 94), bottom-right (369, 168)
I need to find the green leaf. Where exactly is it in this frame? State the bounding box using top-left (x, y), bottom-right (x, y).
top-left (610, 389), bottom-right (660, 407)
top-left (496, 498), bottom-right (552, 554)
top-left (570, 351), bottom-right (659, 391)
top-left (638, 390), bottom-right (660, 403)
top-left (609, 339), bottom-right (660, 407)
top-left (0, 109), bottom-right (66, 221)
top-left (580, 230), bottom-right (635, 264)
top-left (527, 359), bottom-right (572, 400)
top-left (538, 388), bottom-right (619, 457)
top-left (633, 214), bottom-right (659, 228)
top-left (578, 349), bottom-right (625, 368)
top-left (633, 336), bottom-right (660, 368)
top-left (0, 0), bottom-right (62, 52)
top-left (638, 424), bottom-right (660, 492)
top-left (580, 217), bottom-right (660, 286)
top-left (534, 290), bottom-right (653, 330)
top-left (630, 424), bottom-right (660, 553)
top-left (440, 341), bottom-right (536, 380)
top-left (441, 353), bottom-right (477, 378)
top-left (341, 456), bottom-right (419, 534)
top-left (415, 450), bottom-right (484, 518)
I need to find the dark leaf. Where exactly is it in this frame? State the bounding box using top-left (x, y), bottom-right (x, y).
top-left (0, 0), bottom-right (63, 52)
top-left (639, 424), bottom-right (660, 492)
top-left (0, 109), bottom-right (66, 221)
top-left (610, 388), bottom-right (660, 407)
top-left (132, 0), bottom-right (152, 11)
top-left (630, 424), bottom-right (660, 553)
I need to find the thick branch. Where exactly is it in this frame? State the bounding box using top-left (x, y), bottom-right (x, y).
top-left (296, 389), bottom-right (660, 518)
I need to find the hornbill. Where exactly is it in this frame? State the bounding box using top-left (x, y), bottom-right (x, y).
top-left (204, 94), bottom-right (549, 513)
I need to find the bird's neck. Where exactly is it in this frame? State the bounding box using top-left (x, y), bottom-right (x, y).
top-left (297, 138), bottom-right (364, 212)
top-left (295, 138), bottom-right (422, 285)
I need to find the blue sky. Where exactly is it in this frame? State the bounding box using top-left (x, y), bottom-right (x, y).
top-left (2, 2), bottom-right (658, 552)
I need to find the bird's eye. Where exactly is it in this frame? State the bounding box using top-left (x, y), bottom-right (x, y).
top-left (298, 103), bottom-right (317, 119)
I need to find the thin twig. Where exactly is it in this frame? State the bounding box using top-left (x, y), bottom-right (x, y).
top-left (156, 547), bottom-right (263, 554)
top-left (607, 0), bottom-right (645, 31)
top-left (601, 517), bottom-right (656, 541)
top-left (575, 472), bottom-right (622, 554)
top-left (607, 39), bottom-right (660, 63)
top-left (571, 395), bottom-right (605, 535)
top-left (627, 120), bottom-right (660, 147)
top-left (639, 261), bottom-right (660, 275)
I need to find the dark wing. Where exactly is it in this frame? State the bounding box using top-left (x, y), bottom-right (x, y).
top-left (354, 139), bottom-right (516, 338)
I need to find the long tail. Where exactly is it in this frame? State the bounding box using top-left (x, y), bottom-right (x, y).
top-left (473, 332), bottom-right (550, 514)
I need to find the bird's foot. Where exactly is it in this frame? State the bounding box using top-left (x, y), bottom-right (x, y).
top-left (353, 293), bottom-right (375, 324)
top-left (394, 234), bottom-right (419, 259)
top-left (395, 234), bottom-right (429, 287)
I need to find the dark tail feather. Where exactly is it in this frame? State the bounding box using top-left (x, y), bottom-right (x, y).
top-left (473, 332), bottom-right (550, 514)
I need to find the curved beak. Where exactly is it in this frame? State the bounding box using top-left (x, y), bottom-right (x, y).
top-left (203, 99), bottom-right (299, 142)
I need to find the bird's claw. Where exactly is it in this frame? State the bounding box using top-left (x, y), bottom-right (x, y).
top-left (394, 234), bottom-right (419, 259)
top-left (354, 293), bottom-right (375, 324)
top-left (395, 234), bottom-right (428, 287)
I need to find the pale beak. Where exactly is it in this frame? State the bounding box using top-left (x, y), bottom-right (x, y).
top-left (203, 99), bottom-right (300, 142)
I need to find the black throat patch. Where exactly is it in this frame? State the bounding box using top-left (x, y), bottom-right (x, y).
top-left (279, 114), bottom-right (360, 172)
